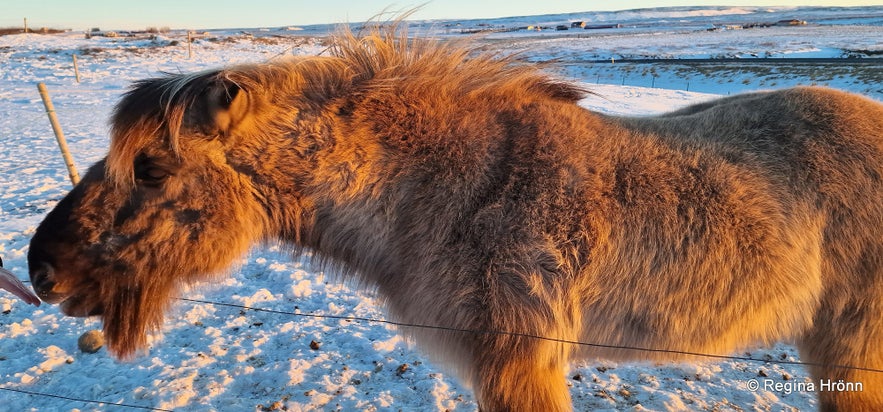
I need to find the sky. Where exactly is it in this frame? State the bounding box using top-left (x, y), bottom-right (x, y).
top-left (3, 1), bottom-right (881, 31)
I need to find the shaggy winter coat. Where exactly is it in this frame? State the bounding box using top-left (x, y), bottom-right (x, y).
top-left (28, 25), bottom-right (883, 411)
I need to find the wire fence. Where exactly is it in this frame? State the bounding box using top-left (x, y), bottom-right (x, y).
top-left (2, 292), bottom-right (882, 410)
top-left (0, 386), bottom-right (172, 411)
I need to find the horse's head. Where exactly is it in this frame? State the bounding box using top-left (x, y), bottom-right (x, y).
top-left (28, 72), bottom-right (276, 358)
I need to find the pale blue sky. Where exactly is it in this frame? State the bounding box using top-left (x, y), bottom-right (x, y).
top-left (3, 1), bottom-right (879, 30)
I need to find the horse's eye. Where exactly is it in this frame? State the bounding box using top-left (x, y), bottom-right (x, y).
top-left (145, 167), bottom-right (168, 181)
top-left (134, 163), bottom-right (170, 186)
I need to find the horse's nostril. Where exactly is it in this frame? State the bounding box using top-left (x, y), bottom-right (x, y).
top-left (36, 283), bottom-right (56, 299)
top-left (29, 262), bottom-right (64, 303)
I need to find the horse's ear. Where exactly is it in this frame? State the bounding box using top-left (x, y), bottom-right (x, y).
top-left (197, 80), bottom-right (251, 137)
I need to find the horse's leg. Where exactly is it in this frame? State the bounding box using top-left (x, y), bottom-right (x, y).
top-left (460, 276), bottom-right (578, 412)
top-left (472, 333), bottom-right (572, 412)
top-left (799, 256), bottom-right (883, 411)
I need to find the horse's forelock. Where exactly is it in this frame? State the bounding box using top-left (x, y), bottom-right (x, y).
top-left (106, 71), bottom-right (225, 188)
top-left (106, 118), bottom-right (165, 189)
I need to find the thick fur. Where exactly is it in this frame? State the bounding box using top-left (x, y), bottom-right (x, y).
top-left (28, 25), bottom-right (883, 411)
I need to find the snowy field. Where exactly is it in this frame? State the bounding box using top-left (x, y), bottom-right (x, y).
top-left (2, 7), bottom-right (882, 411)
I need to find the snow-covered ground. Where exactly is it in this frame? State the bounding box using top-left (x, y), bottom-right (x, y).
top-left (2, 7), bottom-right (881, 411)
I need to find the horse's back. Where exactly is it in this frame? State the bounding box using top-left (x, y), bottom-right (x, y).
top-left (610, 87), bottom-right (883, 196)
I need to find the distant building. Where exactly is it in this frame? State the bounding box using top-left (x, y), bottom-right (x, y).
top-left (571, 21), bottom-right (586, 28)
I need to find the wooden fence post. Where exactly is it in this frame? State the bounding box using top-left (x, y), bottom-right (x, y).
top-left (188, 31), bottom-right (193, 59)
top-left (36, 83), bottom-right (80, 186)
top-left (72, 54), bottom-right (81, 83)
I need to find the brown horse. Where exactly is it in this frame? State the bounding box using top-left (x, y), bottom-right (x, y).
top-left (27, 25), bottom-right (883, 411)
